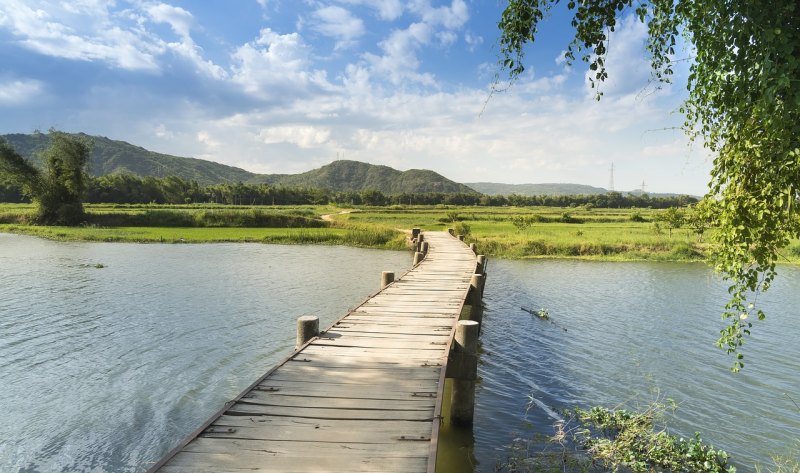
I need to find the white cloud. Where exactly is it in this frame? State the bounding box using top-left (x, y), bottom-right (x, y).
top-left (0, 78), bottom-right (43, 105)
top-left (0, 0), bottom-right (163, 71)
top-left (230, 28), bottom-right (323, 98)
top-left (364, 22), bottom-right (435, 85)
top-left (583, 14), bottom-right (664, 100)
top-left (464, 30), bottom-right (483, 51)
top-left (436, 30), bottom-right (457, 47)
top-left (259, 125), bottom-right (332, 148)
top-left (308, 6), bottom-right (365, 50)
top-left (410, 0), bottom-right (468, 29)
top-left (338, 0), bottom-right (404, 21)
top-left (145, 3), bottom-right (193, 39)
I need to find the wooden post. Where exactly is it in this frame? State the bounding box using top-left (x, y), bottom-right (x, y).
top-left (450, 320), bottom-right (479, 427)
top-left (296, 316), bottom-right (319, 349)
top-left (469, 243), bottom-right (477, 254)
top-left (476, 255), bottom-right (487, 275)
top-left (381, 271), bottom-right (394, 289)
top-left (412, 228), bottom-right (421, 239)
top-left (413, 251), bottom-right (424, 265)
top-left (421, 241), bottom-right (429, 255)
top-left (458, 235), bottom-right (465, 241)
top-left (448, 228), bottom-right (455, 236)
top-left (468, 274), bottom-right (484, 326)
top-left (477, 255), bottom-right (488, 293)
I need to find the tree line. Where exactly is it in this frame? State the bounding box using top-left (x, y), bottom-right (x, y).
top-left (0, 172), bottom-right (697, 209)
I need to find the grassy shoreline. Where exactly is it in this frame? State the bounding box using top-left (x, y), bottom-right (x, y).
top-left (3, 203), bottom-right (799, 263)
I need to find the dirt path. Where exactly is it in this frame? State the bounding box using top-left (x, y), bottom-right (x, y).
top-left (320, 209), bottom-right (355, 222)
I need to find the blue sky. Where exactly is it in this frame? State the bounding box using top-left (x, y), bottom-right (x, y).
top-left (0, 0), bottom-right (710, 194)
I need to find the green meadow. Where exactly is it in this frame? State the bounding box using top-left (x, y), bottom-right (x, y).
top-left (2, 202), bottom-right (800, 263)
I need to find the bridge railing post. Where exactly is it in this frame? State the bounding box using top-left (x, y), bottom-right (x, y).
top-left (296, 316), bottom-right (319, 349)
top-left (381, 271), bottom-right (394, 289)
top-left (476, 255), bottom-right (487, 293)
top-left (448, 320), bottom-right (479, 427)
top-left (413, 251), bottom-right (424, 266)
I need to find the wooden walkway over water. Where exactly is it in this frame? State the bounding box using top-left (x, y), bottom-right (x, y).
top-left (148, 231), bottom-right (483, 473)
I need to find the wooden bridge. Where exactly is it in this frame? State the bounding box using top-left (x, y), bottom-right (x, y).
top-left (147, 231), bottom-right (486, 473)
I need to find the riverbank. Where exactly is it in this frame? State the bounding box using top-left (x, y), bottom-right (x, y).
top-left (3, 203), bottom-right (799, 263)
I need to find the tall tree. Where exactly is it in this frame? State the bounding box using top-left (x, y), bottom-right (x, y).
top-left (498, 0), bottom-right (800, 370)
top-left (0, 131), bottom-right (92, 225)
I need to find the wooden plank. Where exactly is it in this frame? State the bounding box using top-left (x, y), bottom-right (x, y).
top-left (161, 451), bottom-right (427, 473)
top-left (237, 393), bottom-right (435, 411)
top-left (224, 404), bottom-right (434, 421)
top-left (212, 416), bottom-right (434, 433)
top-left (271, 364), bottom-right (441, 381)
top-left (185, 438), bottom-right (428, 456)
top-left (242, 382), bottom-right (438, 400)
top-left (311, 337), bottom-right (448, 350)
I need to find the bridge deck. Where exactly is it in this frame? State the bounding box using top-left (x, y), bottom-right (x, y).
top-left (150, 231), bottom-right (477, 473)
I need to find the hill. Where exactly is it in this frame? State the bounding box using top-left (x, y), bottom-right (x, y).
top-left (0, 133), bottom-right (476, 194)
top-left (467, 182), bottom-right (608, 196)
top-left (254, 160), bottom-right (476, 194)
top-left (1, 133), bottom-right (255, 185)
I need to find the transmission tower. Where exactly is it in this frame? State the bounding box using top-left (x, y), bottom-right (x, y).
top-left (640, 179), bottom-right (646, 193)
top-left (608, 162), bottom-right (615, 191)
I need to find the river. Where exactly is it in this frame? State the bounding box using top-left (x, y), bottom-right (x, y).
top-left (1, 233), bottom-right (798, 472)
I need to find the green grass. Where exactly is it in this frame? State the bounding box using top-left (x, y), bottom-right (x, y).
top-left (2, 202), bottom-right (799, 262)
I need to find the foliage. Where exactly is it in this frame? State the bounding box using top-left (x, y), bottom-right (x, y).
top-left (656, 207), bottom-right (685, 238)
top-left (686, 198), bottom-right (717, 242)
top-left (497, 0), bottom-right (800, 369)
top-left (453, 221), bottom-right (472, 237)
top-left (496, 402), bottom-right (736, 473)
top-left (0, 131), bottom-right (92, 225)
top-left (574, 406), bottom-right (735, 473)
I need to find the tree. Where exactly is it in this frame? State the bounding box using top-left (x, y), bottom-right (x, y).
top-left (0, 131), bottom-right (92, 225)
top-left (658, 206), bottom-right (685, 238)
top-left (498, 0), bottom-right (800, 370)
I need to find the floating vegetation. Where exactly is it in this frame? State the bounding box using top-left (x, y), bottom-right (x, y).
top-left (522, 306), bottom-right (567, 331)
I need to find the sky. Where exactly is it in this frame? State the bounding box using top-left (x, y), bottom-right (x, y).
top-left (0, 0), bottom-right (712, 194)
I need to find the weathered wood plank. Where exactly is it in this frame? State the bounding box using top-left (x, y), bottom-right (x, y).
top-left (225, 404), bottom-right (434, 421)
top-left (161, 451), bottom-right (427, 473)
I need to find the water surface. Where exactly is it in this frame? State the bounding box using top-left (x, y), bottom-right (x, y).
top-left (0, 234), bottom-right (410, 472)
top-left (473, 259), bottom-right (800, 471)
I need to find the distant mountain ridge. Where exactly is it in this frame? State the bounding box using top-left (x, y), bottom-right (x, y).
top-left (467, 181), bottom-right (693, 198)
top-left (467, 182), bottom-right (608, 196)
top-left (0, 133), bottom-right (476, 194)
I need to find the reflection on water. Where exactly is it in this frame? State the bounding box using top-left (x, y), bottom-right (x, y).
top-left (2, 234), bottom-right (798, 472)
top-left (472, 259), bottom-right (800, 471)
top-left (0, 234), bottom-right (410, 472)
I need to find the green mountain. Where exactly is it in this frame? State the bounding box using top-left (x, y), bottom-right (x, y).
top-left (467, 182), bottom-right (608, 196)
top-left (254, 160), bottom-right (477, 194)
top-left (1, 132), bottom-right (255, 185)
top-left (1, 133), bottom-right (477, 194)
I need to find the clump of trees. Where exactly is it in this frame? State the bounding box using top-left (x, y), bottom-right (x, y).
top-left (0, 131), bottom-right (92, 225)
top-left (1, 173), bottom-right (699, 209)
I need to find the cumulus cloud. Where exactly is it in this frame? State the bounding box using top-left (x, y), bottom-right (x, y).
top-left (308, 6), bottom-right (365, 50)
top-left (0, 0), bottom-right (163, 71)
top-left (364, 22), bottom-right (436, 85)
top-left (0, 78), bottom-right (43, 105)
top-left (410, 0), bottom-right (468, 29)
top-left (230, 28), bottom-right (337, 100)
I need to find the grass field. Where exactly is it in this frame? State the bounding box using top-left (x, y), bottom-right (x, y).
top-left (2, 202), bottom-right (799, 263)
